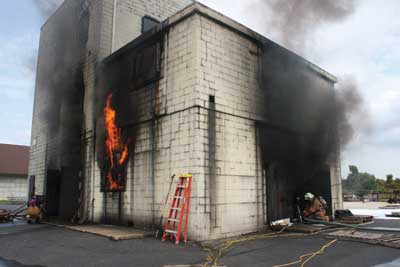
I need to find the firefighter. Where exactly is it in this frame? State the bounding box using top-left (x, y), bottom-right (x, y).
top-left (26, 194), bottom-right (42, 223)
top-left (303, 192), bottom-right (330, 222)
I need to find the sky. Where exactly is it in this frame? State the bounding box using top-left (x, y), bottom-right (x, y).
top-left (0, 0), bottom-right (399, 179)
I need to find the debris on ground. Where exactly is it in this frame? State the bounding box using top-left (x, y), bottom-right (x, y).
top-left (335, 209), bottom-right (374, 224)
top-left (0, 209), bottom-right (11, 223)
top-left (285, 224), bottom-right (336, 234)
top-left (0, 204), bottom-right (27, 223)
top-left (336, 215), bottom-right (374, 224)
top-left (380, 205), bottom-right (400, 210)
top-left (270, 218), bottom-right (293, 231)
top-left (386, 212), bottom-right (400, 218)
top-left (326, 230), bottom-right (400, 249)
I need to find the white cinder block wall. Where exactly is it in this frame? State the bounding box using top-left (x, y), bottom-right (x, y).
top-left (113, 0), bottom-right (193, 51)
top-left (91, 12), bottom-right (202, 227)
top-left (86, 0), bottom-right (194, 223)
top-left (91, 7), bottom-right (267, 240)
top-left (192, 13), bottom-right (266, 239)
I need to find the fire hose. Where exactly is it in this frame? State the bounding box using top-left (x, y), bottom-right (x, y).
top-left (303, 217), bottom-right (400, 233)
top-left (201, 225), bottom-right (337, 267)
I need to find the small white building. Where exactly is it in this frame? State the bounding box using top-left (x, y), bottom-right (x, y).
top-left (0, 144), bottom-right (29, 202)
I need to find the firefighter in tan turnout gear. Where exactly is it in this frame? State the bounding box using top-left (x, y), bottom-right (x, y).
top-left (303, 192), bottom-right (330, 222)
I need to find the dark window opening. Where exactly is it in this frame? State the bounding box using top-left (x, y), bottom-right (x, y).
top-left (209, 95), bottom-right (215, 103)
top-left (130, 42), bottom-right (162, 90)
top-left (142, 15), bottom-right (160, 33)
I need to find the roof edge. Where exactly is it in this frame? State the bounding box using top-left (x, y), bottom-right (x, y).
top-left (167, 1), bottom-right (337, 83)
top-left (104, 1), bottom-right (337, 83)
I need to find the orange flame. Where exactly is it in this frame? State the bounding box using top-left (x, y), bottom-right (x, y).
top-left (104, 93), bottom-right (130, 191)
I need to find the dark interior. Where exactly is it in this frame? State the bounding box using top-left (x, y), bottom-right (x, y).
top-left (260, 42), bottom-right (337, 223)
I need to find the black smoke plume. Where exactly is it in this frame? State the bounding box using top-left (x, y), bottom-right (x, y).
top-left (255, 0), bottom-right (367, 149)
top-left (257, 1), bottom-right (364, 220)
top-left (257, 0), bottom-right (356, 53)
top-left (28, 0), bottom-right (63, 77)
top-left (32, 0), bottom-right (63, 19)
top-left (335, 76), bottom-right (370, 147)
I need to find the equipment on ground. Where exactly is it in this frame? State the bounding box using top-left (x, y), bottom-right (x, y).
top-left (0, 209), bottom-right (11, 223)
top-left (386, 212), bottom-right (400, 218)
top-left (296, 197), bottom-right (303, 223)
top-left (162, 174), bottom-right (192, 244)
top-left (0, 203), bottom-right (28, 223)
top-left (156, 174), bottom-right (176, 239)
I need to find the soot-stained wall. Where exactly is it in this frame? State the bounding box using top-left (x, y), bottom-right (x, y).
top-left (97, 31), bottom-right (163, 193)
top-left (29, 0), bottom-right (88, 219)
top-left (260, 42), bottom-right (338, 220)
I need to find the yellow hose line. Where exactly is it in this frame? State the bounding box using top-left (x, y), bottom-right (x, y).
top-left (203, 229), bottom-right (310, 266)
top-left (272, 239), bottom-right (338, 267)
top-left (202, 228), bottom-right (337, 267)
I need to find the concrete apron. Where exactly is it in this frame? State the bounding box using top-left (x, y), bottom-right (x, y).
top-left (48, 223), bottom-right (153, 241)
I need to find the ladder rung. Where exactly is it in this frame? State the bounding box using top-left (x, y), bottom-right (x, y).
top-left (165, 230), bottom-right (177, 234)
top-left (168, 218), bottom-right (179, 222)
top-left (177, 186), bottom-right (185, 188)
top-left (171, 207), bottom-right (181, 210)
top-left (174, 196), bottom-right (184, 199)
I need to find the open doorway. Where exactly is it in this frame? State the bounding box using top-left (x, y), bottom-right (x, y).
top-left (45, 169), bottom-right (61, 217)
top-left (265, 161), bottom-right (333, 223)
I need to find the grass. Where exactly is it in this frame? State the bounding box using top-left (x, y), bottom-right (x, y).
top-left (0, 200), bottom-right (25, 205)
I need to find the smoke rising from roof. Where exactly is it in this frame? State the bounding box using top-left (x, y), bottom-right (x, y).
top-left (256, 0), bottom-right (368, 149)
top-left (259, 0), bottom-right (356, 52)
top-left (27, 0), bottom-right (63, 77)
top-left (32, 0), bottom-right (63, 18)
top-left (336, 76), bottom-right (371, 147)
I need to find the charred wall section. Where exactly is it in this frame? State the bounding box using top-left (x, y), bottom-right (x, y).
top-left (259, 42), bottom-right (338, 220)
top-left (29, 0), bottom-right (89, 220)
top-left (96, 30), bottom-right (164, 222)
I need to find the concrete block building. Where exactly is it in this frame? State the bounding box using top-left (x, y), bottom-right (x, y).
top-left (29, 0), bottom-right (342, 240)
top-left (0, 144), bottom-right (29, 202)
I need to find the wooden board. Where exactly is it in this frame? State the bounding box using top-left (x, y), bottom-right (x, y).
top-left (326, 230), bottom-right (400, 249)
top-left (336, 215), bottom-right (374, 224)
top-left (285, 224), bottom-right (335, 234)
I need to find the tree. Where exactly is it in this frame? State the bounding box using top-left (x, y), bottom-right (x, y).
top-left (349, 165), bottom-right (359, 175)
top-left (386, 174), bottom-right (394, 185)
top-left (375, 179), bottom-right (386, 192)
top-left (386, 174), bottom-right (395, 191)
top-left (393, 178), bottom-right (400, 192)
top-left (343, 165), bottom-right (378, 196)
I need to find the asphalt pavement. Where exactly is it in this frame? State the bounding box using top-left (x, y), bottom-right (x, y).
top-left (0, 204), bottom-right (399, 267)
top-left (0, 222), bottom-right (399, 267)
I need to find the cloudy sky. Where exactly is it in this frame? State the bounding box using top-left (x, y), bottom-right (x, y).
top-left (0, 0), bottom-right (399, 179)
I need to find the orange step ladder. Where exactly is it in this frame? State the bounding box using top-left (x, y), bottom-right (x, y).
top-left (162, 174), bottom-right (192, 244)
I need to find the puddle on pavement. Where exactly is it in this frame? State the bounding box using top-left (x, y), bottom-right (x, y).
top-left (373, 258), bottom-right (400, 267)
